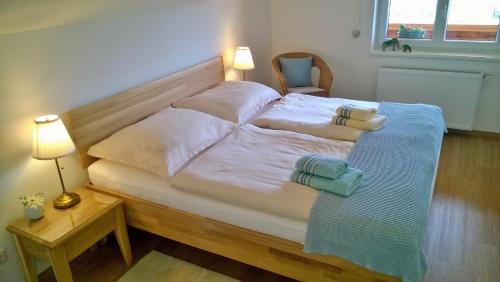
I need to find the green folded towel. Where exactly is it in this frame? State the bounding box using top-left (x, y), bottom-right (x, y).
top-left (295, 154), bottom-right (348, 179)
top-left (290, 168), bottom-right (363, 196)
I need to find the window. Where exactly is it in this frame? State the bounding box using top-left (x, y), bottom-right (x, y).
top-left (386, 0), bottom-right (438, 40)
top-left (445, 0), bottom-right (500, 41)
top-left (374, 0), bottom-right (500, 51)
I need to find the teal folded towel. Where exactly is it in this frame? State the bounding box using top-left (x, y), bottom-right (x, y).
top-left (290, 168), bottom-right (363, 196)
top-left (295, 154), bottom-right (348, 179)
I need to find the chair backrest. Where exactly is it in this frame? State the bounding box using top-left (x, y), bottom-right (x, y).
top-left (272, 52), bottom-right (334, 96)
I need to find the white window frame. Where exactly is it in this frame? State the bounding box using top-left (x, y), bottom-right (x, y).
top-left (372, 0), bottom-right (500, 52)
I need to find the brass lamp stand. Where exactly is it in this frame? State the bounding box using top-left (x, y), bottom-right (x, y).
top-left (52, 158), bottom-right (80, 209)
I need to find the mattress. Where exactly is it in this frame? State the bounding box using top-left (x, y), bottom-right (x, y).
top-left (88, 159), bottom-right (309, 243)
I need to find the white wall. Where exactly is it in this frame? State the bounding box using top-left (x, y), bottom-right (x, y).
top-left (0, 1), bottom-right (270, 281)
top-left (242, 1), bottom-right (273, 85)
top-left (271, 0), bottom-right (500, 133)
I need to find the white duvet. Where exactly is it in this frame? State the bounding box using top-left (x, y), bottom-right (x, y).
top-left (171, 124), bottom-right (354, 222)
top-left (252, 93), bottom-right (380, 141)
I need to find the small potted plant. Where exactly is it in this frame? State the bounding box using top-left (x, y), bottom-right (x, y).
top-left (398, 24), bottom-right (427, 39)
top-left (19, 193), bottom-right (45, 220)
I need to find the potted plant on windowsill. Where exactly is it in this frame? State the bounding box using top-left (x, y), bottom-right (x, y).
top-left (398, 24), bottom-right (427, 39)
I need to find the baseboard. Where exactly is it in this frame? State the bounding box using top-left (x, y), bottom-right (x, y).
top-left (447, 129), bottom-right (500, 138)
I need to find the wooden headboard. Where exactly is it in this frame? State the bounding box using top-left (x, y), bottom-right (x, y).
top-left (65, 56), bottom-right (225, 167)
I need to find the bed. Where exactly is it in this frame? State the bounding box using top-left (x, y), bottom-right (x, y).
top-left (64, 56), bottom-right (444, 282)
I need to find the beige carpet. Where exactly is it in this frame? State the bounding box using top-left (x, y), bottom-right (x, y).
top-left (119, 251), bottom-right (240, 282)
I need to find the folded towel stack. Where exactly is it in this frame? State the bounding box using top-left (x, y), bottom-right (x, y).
top-left (336, 104), bottom-right (377, 120)
top-left (333, 115), bottom-right (387, 130)
top-left (291, 154), bottom-right (363, 196)
top-left (333, 104), bottom-right (387, 130)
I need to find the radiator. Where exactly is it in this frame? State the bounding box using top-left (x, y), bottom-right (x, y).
top-left (376, 67), bottom-right (483, 130)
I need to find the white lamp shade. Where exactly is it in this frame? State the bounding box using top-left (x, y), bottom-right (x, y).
top-left (233, 47), bottom-right (255, 70)
top-left (32, 115), bottom-right (75, 160)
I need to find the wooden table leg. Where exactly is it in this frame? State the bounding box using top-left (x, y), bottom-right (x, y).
top-left (114, 205), bottom-right (133, 266)
top-left (48, 246), bottom-right (73, 282)
top-left (12, 234), bottom-right (38, 282)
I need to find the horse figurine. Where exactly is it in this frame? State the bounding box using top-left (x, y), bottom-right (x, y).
top-left (402, 44), bottom-right (412, 53)
top-left (382, 38), bottom-right (400, 51)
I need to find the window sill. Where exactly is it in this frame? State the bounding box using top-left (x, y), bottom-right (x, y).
top-left (370, 48), bottom-right (500, 62)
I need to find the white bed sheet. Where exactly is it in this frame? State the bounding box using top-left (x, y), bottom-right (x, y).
top-left (252, 93), bottom-right (380, 141)
top-left (88, 159), bottom-right (309, 243)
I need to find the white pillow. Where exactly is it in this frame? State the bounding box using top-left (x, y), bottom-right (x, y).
top-left (88, 107), bottom-right (235, 179)
top-left (173, 81), bottom-right (281, 124)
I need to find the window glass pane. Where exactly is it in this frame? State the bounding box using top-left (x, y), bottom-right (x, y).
top-left (386, 0), bottom-right (438, 39)
top-left (446, 0), bottom-right (500, 41)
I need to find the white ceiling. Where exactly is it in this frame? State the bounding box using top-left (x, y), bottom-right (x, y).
top-left (0, 0), bottom-right (199, 36)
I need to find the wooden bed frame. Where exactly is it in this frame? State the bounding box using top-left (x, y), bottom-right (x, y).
top-left (64, 56), bottom-right (400, 282)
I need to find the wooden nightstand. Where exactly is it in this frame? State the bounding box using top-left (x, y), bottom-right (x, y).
top-left (7, 188), bottom-right (132, 282)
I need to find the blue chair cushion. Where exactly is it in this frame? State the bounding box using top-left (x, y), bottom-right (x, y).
top-left (279, 56), bottom-right (313, 87)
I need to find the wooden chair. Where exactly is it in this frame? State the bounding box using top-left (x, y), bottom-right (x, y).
top-left (272, 52), bottom-right (334, 97)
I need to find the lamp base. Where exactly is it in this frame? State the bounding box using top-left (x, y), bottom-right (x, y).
top-left (53, 192), bottom-right (81, 209)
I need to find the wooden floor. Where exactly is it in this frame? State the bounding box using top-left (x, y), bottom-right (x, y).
top-left (424, 133), bottom-right (500, 282)
top-left (39, 133), bottom-right (500, 282)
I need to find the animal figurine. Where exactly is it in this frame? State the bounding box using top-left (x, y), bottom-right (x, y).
top-left (382, 38), bottom-right (400, 51)
top-left (402, 44), bottom-right (412, 53)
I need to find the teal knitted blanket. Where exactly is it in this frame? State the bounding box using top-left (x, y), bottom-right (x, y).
top-left (304, 102), bottom-right (445, 282)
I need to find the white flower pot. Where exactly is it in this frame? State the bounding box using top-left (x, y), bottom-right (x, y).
top-left (24, 206), bottom-right (44, 220)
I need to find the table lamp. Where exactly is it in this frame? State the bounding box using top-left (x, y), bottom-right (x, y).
top-left (32, 115), bottom-right (81, 209)
top-left (233, 46), bottom-right (254, 81)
